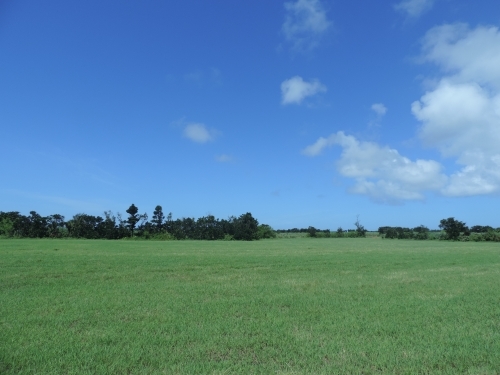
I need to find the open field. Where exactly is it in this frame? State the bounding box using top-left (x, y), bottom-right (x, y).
top-left (1, 238), bottom-right (499, 374)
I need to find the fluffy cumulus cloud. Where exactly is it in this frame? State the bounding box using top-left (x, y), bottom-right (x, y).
top-left (183, 123), bottom-right (215, 143)
top-left (302, 132), bottom-right (447, 204)
top-left (303, 23), bottom-right (500, 203)
top-left (282, 0), bottom-right (330, 52)
top-left (394, 0), bottom-right (435, 18)
top-left (413, 23), bottom-right (500, 196)
top-left (281, 76), bottom-right (327, 105)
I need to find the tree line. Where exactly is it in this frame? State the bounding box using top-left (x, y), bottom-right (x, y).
top-left (0, 205), bottom-right (276, 241)
top-left (378, 218), bottom-right (500, 242)
top-left (1, 208), bottom-right (498, 242)
top-left (277, 216), bottom-right (368, 238)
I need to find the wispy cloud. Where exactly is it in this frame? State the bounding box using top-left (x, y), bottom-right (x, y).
top-left (281, 76), bottom-right (327, 105)
top-left (183, 67), bottom-right (222, 85)
top-left (394, 0), bottom-right (435, 18)
top-left (371, 103), bottom-right (387, 116)
top-left (282, 0), bottom-right (331, 52)
top-left (183, 123), bottom-right (217, 143)
top-left (215, 154), bottom-right (233, 163)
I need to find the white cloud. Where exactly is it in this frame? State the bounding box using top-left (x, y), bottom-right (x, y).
top-left (420, 24), bottom-right (500, 89)
top-left (412, 23), bottom-right (500, 196)
top-left (302, 132), bottom-right (447, 204)
top-left (302, 135), bottom-right (333, 156)
top-left (371, 103), bottom-right (387, 116)
top-left (394, 0), bottom-right (435, 18)
top-left (282, 0), bottom-right (331, 52)
top-left (183, 123), bottom-right (215, 143)
top-left (302, 23), bottom-right (500, 202)
top-left (281, 76), bottom-right (327, 105)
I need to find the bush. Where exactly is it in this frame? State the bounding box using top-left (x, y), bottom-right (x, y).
top-left (469, 233), bottom-right (484, 242)
top-left (346, 231), bottom-right (359, 238)
top-left (414, 231), bottom-right (429, 240)
top-left (483, 230), bottom-right (500, 242)
top-left (0, 218), bottom-right (15, 238)
top-left (257, 224), bottom-right (276, 239)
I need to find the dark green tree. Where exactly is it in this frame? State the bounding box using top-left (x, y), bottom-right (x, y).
top-left (67, 214), bottom-right (102, 239)
top-left (126, 204), bottom-right (140, 236)
top-left (385, 227), bottom-right (398, 239)
top-left (46, 214), bottom-right (65, 238)
top-left (151, 205), bottom-right (165, 233)
top-left (0, 217), bottom-right (14, 237)
top-left (28, 211), bottom-right (48, 238)
top-left (233, 212), bottom-right (259, 241)
top-left (439, 217), bottom-right (468, 240)
top-left (413, 225), bottom-right (429, 240)
top-left (470, 225), bottom-right (493, 233)
top-left (336, 227), bottom-right (344, 238)
top-left (307, 226), bottom-right (317, 237)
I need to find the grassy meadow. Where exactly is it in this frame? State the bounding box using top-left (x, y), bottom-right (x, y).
top-left (1, 238), bottom-right (499, 374)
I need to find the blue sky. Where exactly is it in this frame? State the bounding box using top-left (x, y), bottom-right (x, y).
top-left (1, 0), bottom-right (500, 230)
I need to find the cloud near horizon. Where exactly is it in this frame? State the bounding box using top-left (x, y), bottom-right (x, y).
top-left (282, 0), bottom-right (331, 52)
top-left (281, 76), bottom-right (327, 105)
top-left (303, 23), bottom-right (500, 202)
top-left (302, 132), bottom-right (447, 204)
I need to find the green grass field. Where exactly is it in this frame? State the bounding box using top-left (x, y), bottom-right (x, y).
top-left (1, 238), bottom-right (499, 374)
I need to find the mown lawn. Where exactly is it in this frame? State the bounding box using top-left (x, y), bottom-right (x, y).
top-left (1, 238), bottom-right (499, 374)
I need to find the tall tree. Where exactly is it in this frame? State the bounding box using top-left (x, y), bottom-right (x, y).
top-left (28, 211), bottom-right (48, 238)
top-left (46, 214), bottom-right (65, 238)
top-left (354, 215), bottom-right (367, 237)
top-left (126, 204), bottom-right (140, 236)
top-left (151, 205), bottom-right (165, 233)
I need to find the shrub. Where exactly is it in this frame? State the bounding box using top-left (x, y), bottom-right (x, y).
top-left (385, 228), bottom-right (397, 239)
top-left (469, 233), bottom-right (484, 242)
top-left (257, 224), bottom-right (276, 239)
top-left (346, 231), bottom-right (359, 238)
top-left (483, 230), bottom-right (500, 242)
top-left (414, 231), bottom-right (429, 240)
